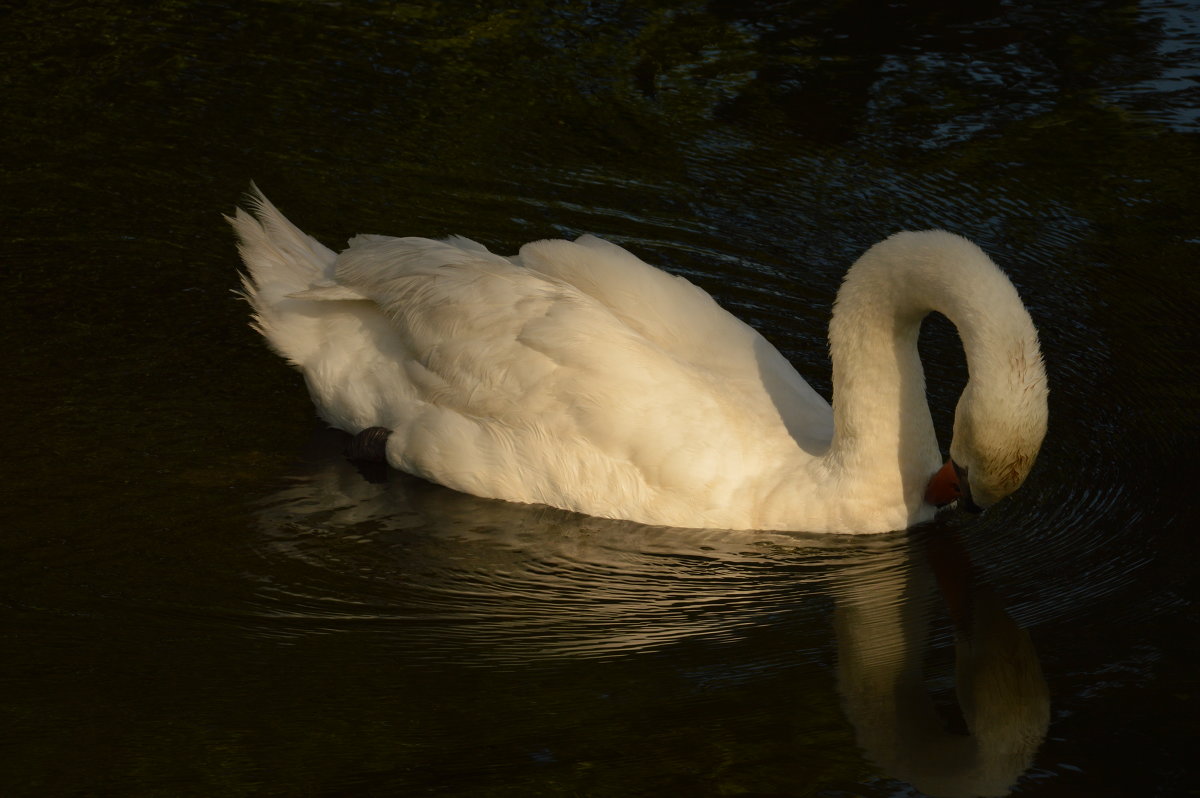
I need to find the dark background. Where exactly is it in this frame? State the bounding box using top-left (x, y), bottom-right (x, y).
top-left (2, 1), bottom-right (1197, 795)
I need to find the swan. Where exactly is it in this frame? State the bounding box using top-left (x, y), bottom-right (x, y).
top-left (229, 187), bottom-right (1047, 534)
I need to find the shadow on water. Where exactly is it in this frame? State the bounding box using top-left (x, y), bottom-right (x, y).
top-left (242, 429), bottom-right (1049, 796)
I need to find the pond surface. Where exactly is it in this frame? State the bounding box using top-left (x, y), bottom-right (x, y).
top-left (2, 1), bottom-right (1197, 795)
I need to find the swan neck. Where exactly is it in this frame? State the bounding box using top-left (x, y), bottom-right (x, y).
top-left (825, 232), bottom-right (1038, 500)
top-left (824, 238), bottom-right (946, 508)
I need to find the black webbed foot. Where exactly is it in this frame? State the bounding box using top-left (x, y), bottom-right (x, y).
top-left (345, 426), bottom-right (392, 462)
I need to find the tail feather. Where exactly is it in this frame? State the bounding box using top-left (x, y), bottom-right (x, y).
top-left (228, 184), bottom-right (339, 361)
top-left (229, 186), bottom-right (409, 433)
top-left (228, 183), bottom-right (336, 298)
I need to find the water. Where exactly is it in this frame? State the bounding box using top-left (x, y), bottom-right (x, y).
top-left (2, 1), bottom-right (1197, 795)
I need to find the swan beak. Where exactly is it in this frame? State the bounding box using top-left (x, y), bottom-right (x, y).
top-left (926, 459), bottom-right (983, 513)
top-left (926, 459), bottom-right (964, 507)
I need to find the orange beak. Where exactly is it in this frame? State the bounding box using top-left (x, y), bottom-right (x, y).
top-left (925, 458), bottom-right (962, 507)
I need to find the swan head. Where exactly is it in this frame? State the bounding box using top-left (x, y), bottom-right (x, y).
top-left (937, 344), bottom-right (1049, 510)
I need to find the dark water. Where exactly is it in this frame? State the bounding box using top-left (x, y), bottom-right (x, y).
top-left (3, 1), bottom-right (1198, 795)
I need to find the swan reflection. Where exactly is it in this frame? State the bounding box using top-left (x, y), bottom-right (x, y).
top-left (832, 528), bottom-right (1050, 797)
top-left (253, 433), bottom-right (1048, 795)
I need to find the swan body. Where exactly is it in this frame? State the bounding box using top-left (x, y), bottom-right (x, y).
top-left (231, 189), bottom-right (1047, 533)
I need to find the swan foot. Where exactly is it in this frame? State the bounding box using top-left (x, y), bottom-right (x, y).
top-left (345, 426), bottom-right (392, 462)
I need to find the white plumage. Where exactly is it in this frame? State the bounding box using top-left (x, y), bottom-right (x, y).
top-left (230, 188), bottom-right (1047, 533)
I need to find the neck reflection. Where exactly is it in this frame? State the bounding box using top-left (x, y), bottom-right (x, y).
top-left (831, 527), bottom-right (1049, 798)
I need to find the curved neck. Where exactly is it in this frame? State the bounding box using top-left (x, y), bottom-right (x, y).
top-left (824, 232), bottom-right (1033, 506)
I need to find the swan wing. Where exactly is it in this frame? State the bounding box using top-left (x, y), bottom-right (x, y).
top-left (519, 235), bottom-right (833, 449)
top-left (308, 234), bottom-right (808, 524)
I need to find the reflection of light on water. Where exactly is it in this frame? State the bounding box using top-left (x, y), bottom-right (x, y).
top-left (1106, 0), bottom-right (1200, 131)
top-left (251, 442), bottom-right (849, 662)
top-left (251, 434), bottom-right (1049, 796)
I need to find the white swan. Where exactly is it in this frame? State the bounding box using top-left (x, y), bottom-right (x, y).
top-left (230, 188), bottom-right (1047, 534)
